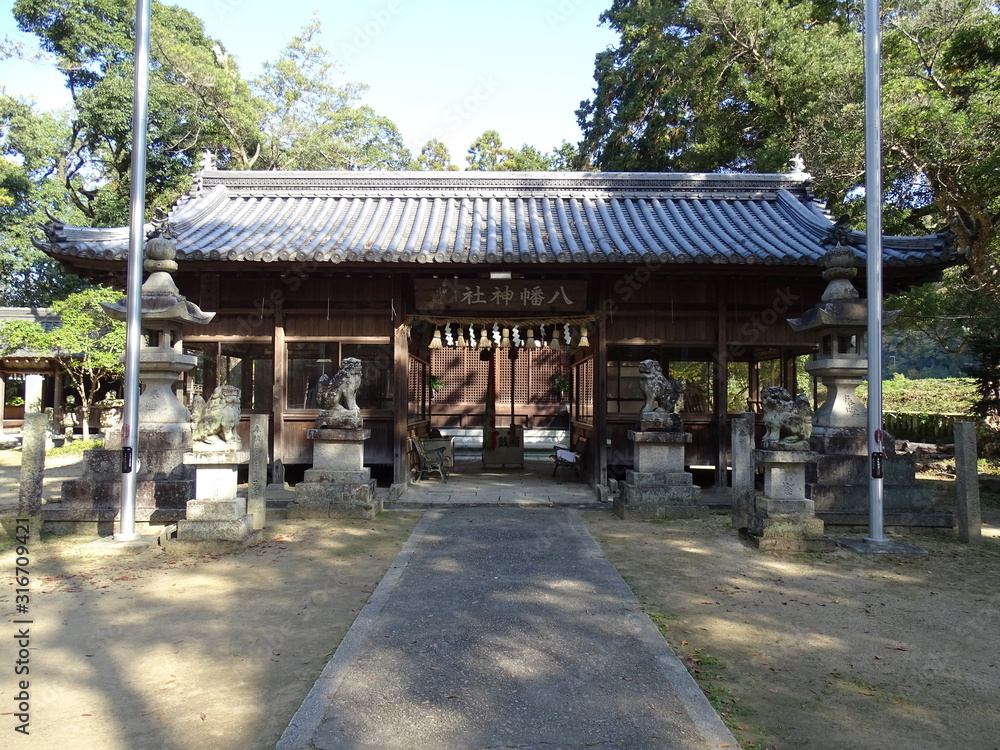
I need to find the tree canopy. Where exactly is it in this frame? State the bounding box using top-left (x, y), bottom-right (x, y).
top-left (10, 2), bottom-right (418, 225)
top-left (465, 130), bottom-right (577, 172)
top-left (578, 0), bottom-right (999, 264)
top-left (2, 3), bottom-right (422, 305)
top-left (578, 0), bottom-right (1000, 410)
top-left (0, 285), bottom-right (125, 438)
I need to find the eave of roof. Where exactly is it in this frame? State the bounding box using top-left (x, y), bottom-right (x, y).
top-left (35, 170), bottom-right (960, 271)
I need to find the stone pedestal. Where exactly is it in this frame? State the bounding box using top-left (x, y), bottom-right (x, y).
top-left (614, 431), bottom-right (702, 520)
top-left (748, 450), bottom-right (833, 552)
top-left (169, 450), bottom-right (258, 553)
top-left (290, 428), bottom-right (380, 519)
top-left (807, 429), bottom-right (949, 533)
top-left (46, 424), bottom-right (195, 536)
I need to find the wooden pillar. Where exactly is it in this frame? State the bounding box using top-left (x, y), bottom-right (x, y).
top-left (714, 287), bottom-right (729, 488)
top-left (594, 280), bottom-right (609, 487)
top-left (393, 275), bottom-right (409, 486)
top-left (272, 302), bottom-right (286, 466)
top-left (53, 369), bottom-right (64, 432)
top-left (782, 348), bottom-right (798, 394)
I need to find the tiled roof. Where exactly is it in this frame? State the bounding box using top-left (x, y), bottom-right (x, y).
top-left (36, 171), bottom-right (958, 268)
top-left (0, 307), bottom-right (58, 331)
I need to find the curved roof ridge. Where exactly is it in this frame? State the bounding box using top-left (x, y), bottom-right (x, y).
top-left (32, 170), bottom-right (959, 272)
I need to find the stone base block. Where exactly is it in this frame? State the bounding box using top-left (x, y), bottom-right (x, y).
top-left (49, 479), bottom-right (193, 522)
top-left (745, 514), bottom-right (835, 553)
top-left (289, 479), bottom-right (381, 519)
top-left (186, 498), bottom-right (244, 520)
top-left (625, 470), bottom-right (696, 486)
top-left (40, 504), bottom-right (182, 537)
top-left (302, 468), bottom-right (372, 484)
top-left (809, 427), bottom-right (868, 455)
top-left (614, 479), bottom-right (704, 520)
top-left (637, 412), bottom-right (681, 432)
top-left (177, 513), bottom-right (254, 541)
top-left (162, 529), bottom-right (261, 555)
top-left (759, 497), bottom-right (815, 516)
top-left (308, 429), bottom-right (371, 472)
top-left (75, 447), bottom-right (195, 483)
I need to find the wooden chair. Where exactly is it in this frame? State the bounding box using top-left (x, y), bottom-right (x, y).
top-left (551, 436), bottom-right (589, 479)
top-left (411, 437), bottom-right (451, 482)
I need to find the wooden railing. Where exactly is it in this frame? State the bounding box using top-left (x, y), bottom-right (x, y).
top-left (883, 411), bottom-right (972, 444)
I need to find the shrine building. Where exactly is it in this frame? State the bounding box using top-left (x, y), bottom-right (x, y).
top-left (35, 169), bottom-right (959, 490)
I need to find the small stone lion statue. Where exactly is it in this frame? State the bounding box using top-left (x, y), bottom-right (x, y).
top-left (760, 386), bottom-right (812, 451)
top-left (637, 359), bottom-right (683, 431)
top-left (315, 357), bottom-right (363, 429)
top-left (191, 385), bottom-right (242, 450)
top-left (638, 359), bottom-right (682, 413)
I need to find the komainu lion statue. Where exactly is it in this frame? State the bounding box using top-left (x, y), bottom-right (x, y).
top-left (760, 385), bottom-right (813, 451)
top-left (638, 359), bottom-right (682, 414)
top-left (315, 357), bottom-right (363, 429)
top-left (191, 385), bottom-right (242, 450)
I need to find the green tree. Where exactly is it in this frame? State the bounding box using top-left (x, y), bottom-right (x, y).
top-left (465, 129), bottom-right (513, 171)
top-left (465, 131), bottom-right (574, 172)
top-left (579, 0), bottom-right (1000, 413)
top-left (501, 144), bottom-right (553, 171)
top-left (417, 138), bottom-right (458, 171)
top-left (13, 0), bottom-right (263, 224)
top-left (0, 286), bottom-right (125, 439)
top-left (0, 94), bottom-right (89, 305)
top-left (5, 5), bottom-right (417, 307)
top-left (253, 18), bottom-right (413, 171)
top-left (550, 140), bottom-right (582, 171)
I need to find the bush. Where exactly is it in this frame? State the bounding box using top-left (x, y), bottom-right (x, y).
top-left (859, 374), bottom-right (976, 415)
top-left (47, 439), bottom-right (103, 456)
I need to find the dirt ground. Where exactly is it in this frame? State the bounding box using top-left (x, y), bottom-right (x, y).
top-left (0, 448), bottom-right (421, 749)
top-left (585, 510), bottom-right (1000, 750)
top-left (2, 447), bottom-right (999, 749)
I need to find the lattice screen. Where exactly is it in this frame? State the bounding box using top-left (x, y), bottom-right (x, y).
top-left (575, 358), bottom-right (595, 419)
top-left (430, 348), bottom-right (571, 405)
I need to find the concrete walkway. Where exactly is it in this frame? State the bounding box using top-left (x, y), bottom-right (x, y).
top-left (277, 506), bottom-right (738, 750)
top-left (389, 452), bottom-right (601, 507)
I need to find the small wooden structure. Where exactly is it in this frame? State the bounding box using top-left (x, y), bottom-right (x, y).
top-left (35, 170), bottom-right (959, 488)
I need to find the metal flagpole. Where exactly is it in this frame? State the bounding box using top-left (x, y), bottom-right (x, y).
top-left (114, 0), bottom-right (152, 542)
top-left (864, 0), bottom-right (887, 543)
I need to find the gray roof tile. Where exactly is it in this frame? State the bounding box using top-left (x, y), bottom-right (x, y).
top-left (36, 171), bottom-right (959, 268)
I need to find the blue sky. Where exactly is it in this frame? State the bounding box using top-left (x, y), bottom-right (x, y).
top-left (0, 0), bottom-right (619, 167)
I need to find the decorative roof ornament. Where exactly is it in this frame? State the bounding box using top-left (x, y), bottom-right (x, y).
top-left (199, 150), bottom-right (217, 172)
top-left (823, 214), bottom-right (855, 248)
top-left (149, 207), bottom-right (175, 240)
top-left (191, 150), bottom-right (217, 197)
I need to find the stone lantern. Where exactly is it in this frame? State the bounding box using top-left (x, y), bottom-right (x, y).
top-left (787, 246), bottom-right (892, 454)
top-left (51, 234), bottom-right (216, 535)
top-left (102, 235), bottom-right (215, 426)
top-left (787, 244), bottom-right (946, 532)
